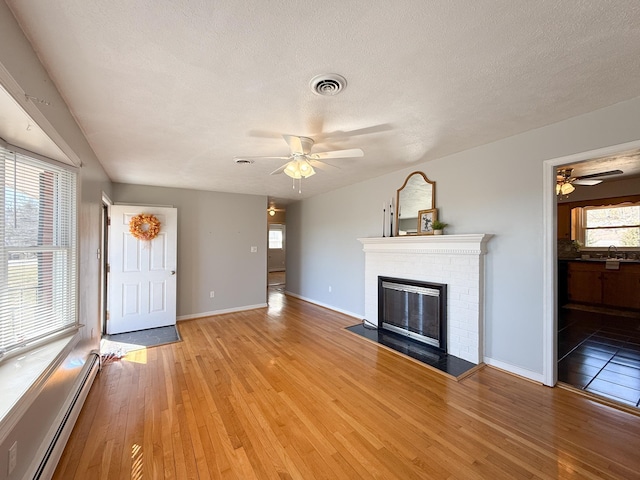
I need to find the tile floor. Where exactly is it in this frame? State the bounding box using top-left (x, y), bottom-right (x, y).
top-left (558, 307), bottom-right (640, 408)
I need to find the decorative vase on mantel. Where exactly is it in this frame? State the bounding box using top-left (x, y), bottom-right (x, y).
top-left (433, 229), bottom-right (443, 235)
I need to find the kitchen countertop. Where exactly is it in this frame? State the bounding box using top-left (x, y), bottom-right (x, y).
top-left (559, 257), bottom-right (640, 264)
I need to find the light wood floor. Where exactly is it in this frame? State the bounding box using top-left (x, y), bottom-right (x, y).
top-left (54, 292), bottom-right (640, 479)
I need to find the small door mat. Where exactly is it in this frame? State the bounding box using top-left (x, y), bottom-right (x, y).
top-left (101, 325), bottom-right (180, 361)
top-left (346, 324), bottom-right (479, 380)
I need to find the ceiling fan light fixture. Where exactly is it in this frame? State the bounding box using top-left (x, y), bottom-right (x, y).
top-left (284, 159), bottom-right (315, 179)
top-left (299, 160), bottom-right (315, 177)
top-left (560, 182), bottom-right (575, 195)
top-left (284, 161), bottom-right (302, 179)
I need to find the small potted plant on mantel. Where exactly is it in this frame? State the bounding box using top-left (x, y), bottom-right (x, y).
top-left (432, 220), bottom-right (448, 235)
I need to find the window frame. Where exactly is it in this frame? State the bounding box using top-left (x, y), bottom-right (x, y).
top-left (574, 201), bottom-right (640, 250)
top-left (0, 140), bottom-right (79, 363)
top-left (268, 224), bottom-right (284, 250)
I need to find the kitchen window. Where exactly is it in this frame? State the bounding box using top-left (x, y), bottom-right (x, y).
top-left (0, 142), bottom-right (77, 360)
top-left (578, 203), bottom-right (640, 247)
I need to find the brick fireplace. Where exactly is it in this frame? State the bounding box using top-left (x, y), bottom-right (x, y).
top-left (358, 234), bottom-right (492, 364)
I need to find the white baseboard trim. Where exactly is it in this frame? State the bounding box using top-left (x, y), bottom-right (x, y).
top-left (177, 303), bottom-right (268, 321)
top-left (284, 291), bottom-right (363, 321)
top-left (484, 357), bottom-right (545, 384)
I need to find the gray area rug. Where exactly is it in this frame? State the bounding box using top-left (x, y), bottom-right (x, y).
top-left (101, 325), bottom-right (180, 360)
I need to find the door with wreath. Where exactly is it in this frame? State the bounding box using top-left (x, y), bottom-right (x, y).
top-left (107, 205), bottom-right (178, 334)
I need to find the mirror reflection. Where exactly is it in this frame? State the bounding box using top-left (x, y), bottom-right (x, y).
top-left (396, 172), bottom-right (435, 236)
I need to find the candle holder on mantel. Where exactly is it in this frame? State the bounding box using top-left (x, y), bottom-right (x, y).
top-left (382, 198), bottom-right (395, 237)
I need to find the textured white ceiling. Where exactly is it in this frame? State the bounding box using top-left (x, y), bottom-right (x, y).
top-left (5, 0), bottom-right (640, 205)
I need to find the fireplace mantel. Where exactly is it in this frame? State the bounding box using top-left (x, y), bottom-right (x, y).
top-left (358, 234), bottom-right (492, 255)
top-left (358, 234), bottom-right (492, 364)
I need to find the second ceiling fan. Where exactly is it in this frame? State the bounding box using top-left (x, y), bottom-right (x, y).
top-left (556, 167), bottom-right (623, 195)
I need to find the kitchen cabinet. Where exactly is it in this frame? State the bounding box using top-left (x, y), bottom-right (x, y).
top-left (557, 203), bottom-right (571, 240)
top-left (602, 271), bottom-right (640, 309)
top-left (566, 261), bottom-right (640, 310)
top-left (567, 262), bottom-right (602, 304)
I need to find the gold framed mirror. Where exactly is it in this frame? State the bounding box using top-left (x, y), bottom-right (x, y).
top-left (395, 171), bottom-right (436, 236)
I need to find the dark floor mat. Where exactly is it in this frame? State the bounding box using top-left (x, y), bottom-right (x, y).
top-left (101, 325), bottom-right (180, 360)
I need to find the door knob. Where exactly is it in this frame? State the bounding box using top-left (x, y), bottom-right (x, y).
top-left (170, 270), bottom-right (176, 275)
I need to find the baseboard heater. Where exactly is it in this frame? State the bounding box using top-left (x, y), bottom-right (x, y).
top-left (31, 351), bottom-right (100, 480)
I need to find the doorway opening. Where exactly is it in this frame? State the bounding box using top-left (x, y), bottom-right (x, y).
top-left (268, 212), bottom-right (286, 293)
top-left (547, 142), bottom-right (640, 409)
top-left (268, 224), bottom-right (285, 291)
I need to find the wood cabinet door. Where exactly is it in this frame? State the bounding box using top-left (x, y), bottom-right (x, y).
top-left (602, 271), bottom-right (640, 309)
top-left (557, 203), bottom-right (571, 240)
top-left (567, 264), bottom-right (602, 304)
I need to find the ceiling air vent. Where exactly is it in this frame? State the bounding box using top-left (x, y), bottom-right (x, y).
top-left (234, 158), bottom-right (254, 165)
top-left (310, 74), bottom-right (347, 96)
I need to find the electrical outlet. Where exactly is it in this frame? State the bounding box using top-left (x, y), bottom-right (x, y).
top-left (210, 291), bottom-right (215, 298)
top-left (250, 246), bottom-right (258, 253)
top-left (91, 328), bottom-right (95, 339)
top-left (8, 441), bottom-right (17, 475)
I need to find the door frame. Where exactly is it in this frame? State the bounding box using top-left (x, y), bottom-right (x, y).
top-left (542, 139), bottom-right (640, 386)
top-left (105, 202), bottom-right (178, 334)
top-left (100, 192), bottom-right (112, 336)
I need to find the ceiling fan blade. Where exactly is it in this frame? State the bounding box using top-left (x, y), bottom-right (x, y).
top-left (269, 162), bottom-right (291, 175)
top-left (312, 148), bottom-right (364, 159)
top-left (573, 179), bottom-right (602, 186)
top-left (576, 169), bottom-right (623, 180)
top-left (317, 123), bottom-right (393, 141)
top-left (309, 159), bottom-right (340, 171)
top-left (282, 135), bottom-right (314, 155)
top-left (234, 156), bottom-right (291, 161)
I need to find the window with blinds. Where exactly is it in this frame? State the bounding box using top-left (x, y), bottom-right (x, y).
top-left (0, 142), bottom-right (77, 357)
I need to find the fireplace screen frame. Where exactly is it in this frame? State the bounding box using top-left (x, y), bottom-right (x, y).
top-left (377, 276), bottom-right (447, 351)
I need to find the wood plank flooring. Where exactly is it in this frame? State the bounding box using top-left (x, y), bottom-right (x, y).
top-left (54, 292), bottom-right (640, 479)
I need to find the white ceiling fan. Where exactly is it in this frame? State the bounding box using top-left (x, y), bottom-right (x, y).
top-left (234, 134), bottom-right (364, 181)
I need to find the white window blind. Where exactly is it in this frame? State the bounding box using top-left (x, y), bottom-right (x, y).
top-left (0, 143), bottom-right (77, 356)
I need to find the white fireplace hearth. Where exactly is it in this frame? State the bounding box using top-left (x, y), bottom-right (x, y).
top-left (358, 234), bottom-right (492, 364)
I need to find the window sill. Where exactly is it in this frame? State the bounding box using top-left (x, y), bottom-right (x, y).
top-left (0, 332), bottom-right (80, 445)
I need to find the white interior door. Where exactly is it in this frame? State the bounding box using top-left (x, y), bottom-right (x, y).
top-left (107, 205), bottom-right (177, 334)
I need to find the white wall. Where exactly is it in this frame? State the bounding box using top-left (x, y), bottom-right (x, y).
top-left (0, 2), bottom-right (111, 478)
top-left (287, 96), bottom-right (640, 380)
top-left (112, 183), bottom-right (268, 318)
